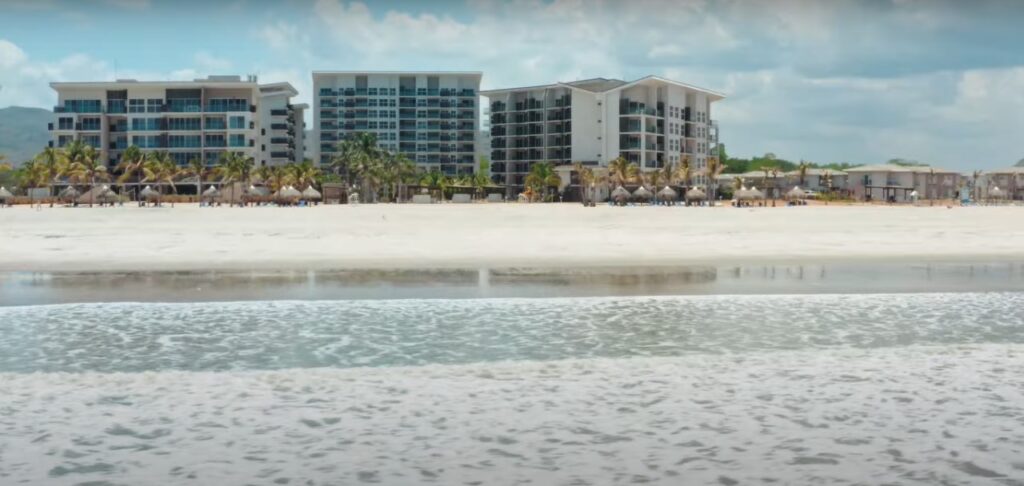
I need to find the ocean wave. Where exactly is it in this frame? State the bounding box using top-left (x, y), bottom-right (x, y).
top-left (1, 292), bottom-right (1023, 373)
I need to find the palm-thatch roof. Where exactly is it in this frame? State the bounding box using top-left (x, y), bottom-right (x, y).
top-left (0, 187), bottom-right (13, 199)
top-left (201, 186), bottom-right (221, 199)
top-left (276, 185), bottom-right (302, 199)
top-left (301, 186), bottom-right (322, 200)
top-left (685, 187), bottom-right (706, 200)
top-left (786, 186), bottom-right (807, 200)
top-left (990, 186), bottom-right (1006, 198)
top-left (77, 185), bottom-right (116, 204)
top-left (633, 186), bottom-right (653, 199)
top-left (58, 186), bottom-right (80, 200)
top-left (246, 185), bottom-right (271, 197)
top-left (611, 185), bottom-right (630, 199)
top-left (139, 186), bottom-right (158, 200)
top-left (656, 186), bottom-right (678, 200)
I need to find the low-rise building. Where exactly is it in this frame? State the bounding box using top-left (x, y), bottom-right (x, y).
top-left (845, 164), bottom-right (962, 202)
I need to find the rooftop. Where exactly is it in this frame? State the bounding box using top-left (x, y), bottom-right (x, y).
top-left (482, 75), bottom-right (725, 100)
top-left (51, 75), bottom-right (259, 90)
top-left (844, 164), bottom-right (958, 174)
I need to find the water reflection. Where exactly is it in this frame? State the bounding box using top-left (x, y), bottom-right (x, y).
top-left (1, 261), bottom-right (1023, 306)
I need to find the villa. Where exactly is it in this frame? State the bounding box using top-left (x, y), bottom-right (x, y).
top-left (482, 76), bottom-right (724, 195)
top-left (49, 75), bottom-right (305, 168)
top-left (978, 167), bottom-right (1024, 200)
top-left (845, 164), bottom-right (962, 202)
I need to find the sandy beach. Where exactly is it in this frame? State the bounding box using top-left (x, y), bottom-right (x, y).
top-left (1, 203), bottom-right (1023, 273)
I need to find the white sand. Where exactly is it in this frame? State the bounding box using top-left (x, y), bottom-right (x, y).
top-left (1, 203), bottom-right (1023, 273)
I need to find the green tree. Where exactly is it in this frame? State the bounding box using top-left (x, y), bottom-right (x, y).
top-left (115, 146), bottom-right (147, 201)
top-left (213, 152), bottom-right (254, 206)
top-left (65, 141), bottom-right (108, 207)
top-left (525, 162), bottom-right (561, 202)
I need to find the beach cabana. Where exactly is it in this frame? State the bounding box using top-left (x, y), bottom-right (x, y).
top-left (275, 185), bottom-right (302, 204)
top-left (632, 186), bottom-right (653, 203)
top-left (786, 186), bottom-right (806, 200)
top-left (0, 186), bottom-right (13, 206)
top-left (139, 185), bottom-right (159, 202)
top-left (657, 186), bottom-right (678, 204)
top-left (301, 186), bottom-right (322, 203)
top-left (201, 185), bottom-right (221, 203)
top-left (989, 186), bottom-right (1006, 200)
top-left (685, 187), bottom-right (706, 203)
top-left (97, 186), bottom-right (119, 205)
top-left (611, 185), bottom-right (630, 205)
top-left (58, 186), bottom-right (80, 203)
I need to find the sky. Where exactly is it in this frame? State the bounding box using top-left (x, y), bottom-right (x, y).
top-left (1, 0), bottom-right (1023, 170)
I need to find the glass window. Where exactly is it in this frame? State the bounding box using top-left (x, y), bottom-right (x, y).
top-left (228, 134), bottom-right (245, 147)
top-left (229, 116), bottom-right (245, 129)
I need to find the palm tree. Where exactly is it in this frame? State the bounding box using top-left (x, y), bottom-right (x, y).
top-left (770, 167), bottom-right (781, 206)
top-left (420, 169), bottom-right (449, 201)
top-left (524, 162), bottom-right (561, 202)
top-left (971, 170), bottom-right (982, 202)
top-left (143, 152), bottom-right (180, 207)
top-left (333, 132), bottom-right (383, 202)
top-left (33, 147), bottom-right (64, 205)
top-left (289, 160), bottom-right (322, 191)
top-left (797, 161), bottom-right (809, 187)
top-left (607, 156), bottom-right (638, 191)
top-left (573, 162), bottom-right (597, 206)
top-left (267, 165), bottom-right (294, 193)
top-left (183, 157), bottom-right (210, 203)
top-left (704, 156), bottom-right (724, 205)
top-left (19, 160), bottom-right (50, 206)
top-left (213, 152), bottom-right (254, 206)
top-left (390, 153), bottom-right (417, 202)
top-left (65, 141), bottom-right (108, 207)
top-left (115, 146), bottom-right (147, 202)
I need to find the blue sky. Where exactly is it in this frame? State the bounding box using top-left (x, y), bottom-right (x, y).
top-left (1, 0), bottom-right (1022, 170)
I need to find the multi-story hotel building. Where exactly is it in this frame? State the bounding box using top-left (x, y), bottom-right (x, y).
top-left (313, 71), bottom-right (481, 174)
top-left (49, 75), bottom-right (303, 169)
top-left (258, 83), bottom-right (307, 165)
top-left (482, 76), bottom-right (724, 191)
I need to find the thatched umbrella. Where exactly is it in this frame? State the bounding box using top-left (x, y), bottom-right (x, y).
top-left (139, 185), bottom-right (159, 201)
top-left (301, 185), bottom-right (322, 201)
top-left (58, 186), bottom-right (80, 203)
top-left (990, 186), bottom-right (1005, 199)
top-left (276, 185), bottom-right (302, 203)
top-left (246, 185), bottom-right (270, 197)
top-left (633, 185), bottom-right (653, 201)
top-left (657, 186), bottom-right (678, 203)
top-left (97, 186), bottom-right (119, 204)
top-left (735, 186), bottom-right (751, 200)
top-left (786, 186), bottom-right (807, 200)
top-left (685, 187), bottom-right (706, 201)
top-left (202, 185), bottom-right (221, 200)
top-left (611, 185), bottom-right (630, 204)
top-left (747, 186), bottom-right (765, 200)
top-left (0, 186), bottom-right (13, 205)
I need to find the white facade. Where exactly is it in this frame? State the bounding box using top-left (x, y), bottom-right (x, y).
top-left (482, 76), bottom-right (724, 192)
top-left (312, 71), bottom-right (481, 175)
top-left (845, 164), bottom-right (963, 202)
top-left (258, 83), bottom-right (306, 167)
top-left (49, 75), bottom-right (271, 168)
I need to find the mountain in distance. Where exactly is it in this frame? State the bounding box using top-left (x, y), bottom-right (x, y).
top-left (1015, 158), bottom-right (1024, 167)
top-left (0, 106), bottom-right (51, 166)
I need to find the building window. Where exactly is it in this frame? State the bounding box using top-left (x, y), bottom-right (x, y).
top-left (229, 116), bottom-right (245, 129)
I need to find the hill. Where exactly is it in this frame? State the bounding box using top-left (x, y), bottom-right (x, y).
top-left (0, 106), bottom-right (51, 166)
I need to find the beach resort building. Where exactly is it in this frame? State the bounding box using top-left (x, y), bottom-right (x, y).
top-left (481, 76), bottom-right (724, 195)
top-left (49, 76), bottom-right (304, 169)
top-left (258, 83), bottom-right (307, 165)
top-left (785, 168), bottom-right (848, 194)
top-left (312, 71), bottom-right (481, 174)
top-left (978, 167), bottom-right (1024, 200)
top-left (845, 164), bottom-right (962, 202)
